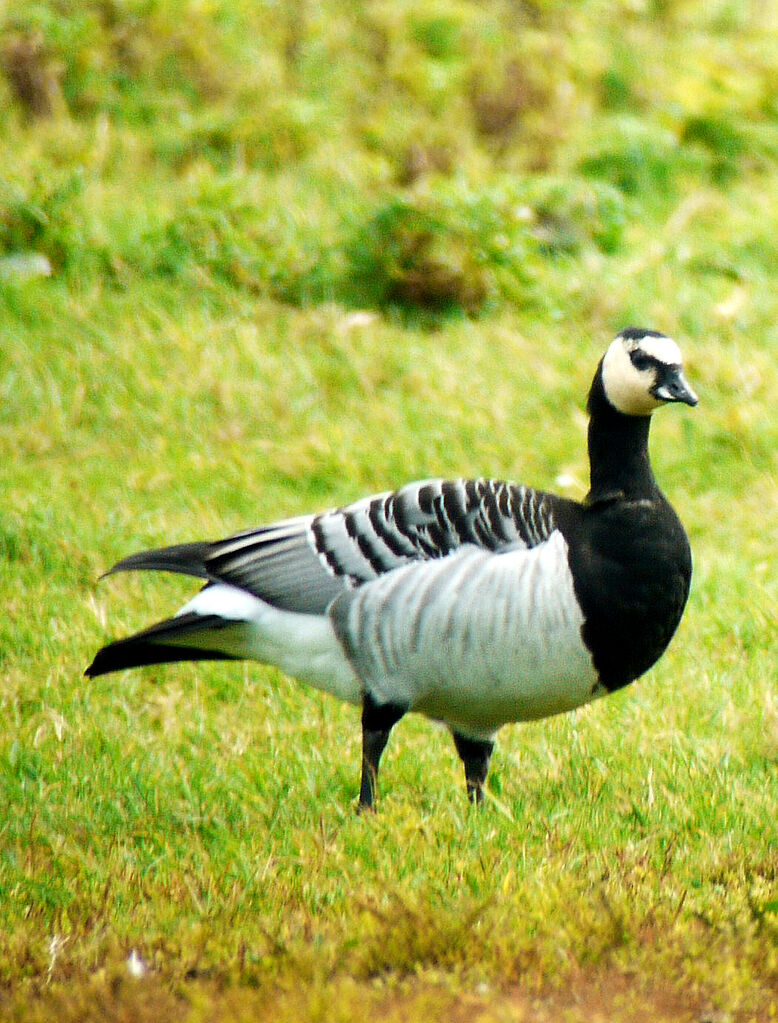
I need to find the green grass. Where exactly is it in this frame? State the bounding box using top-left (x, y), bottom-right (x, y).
top-left (1, 2), bottom-right (777, 1020)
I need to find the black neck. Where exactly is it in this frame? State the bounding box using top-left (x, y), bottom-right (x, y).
top-left (585, 363), bottom-right (658, 503)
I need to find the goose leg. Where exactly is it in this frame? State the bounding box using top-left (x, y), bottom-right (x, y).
top-left (358, 694), bottom-right (407, 811)
top-left (452, 732), bottom-right (495, 805)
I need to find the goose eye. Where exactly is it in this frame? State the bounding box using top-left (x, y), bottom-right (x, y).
top-left (631, 351), bottom-right (652, 372)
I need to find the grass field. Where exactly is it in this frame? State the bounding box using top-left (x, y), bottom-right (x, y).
top-left (1, 2), bottom-right (777, 1020)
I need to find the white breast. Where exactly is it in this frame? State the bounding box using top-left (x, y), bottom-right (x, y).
top-left (330, 531), bottom-right (601, 739)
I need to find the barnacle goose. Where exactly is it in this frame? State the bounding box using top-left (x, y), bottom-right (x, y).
top-left (87, 328), bottom-right (697, 809)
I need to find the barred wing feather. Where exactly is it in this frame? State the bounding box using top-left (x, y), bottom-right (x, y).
top-left (107, 478), bottom-right (557, 615)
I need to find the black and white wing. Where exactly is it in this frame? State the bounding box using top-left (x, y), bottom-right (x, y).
top-left (106, 478), bottom-right (559, 614)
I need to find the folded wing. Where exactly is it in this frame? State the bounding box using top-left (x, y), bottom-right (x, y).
top-left (105, 478), bottom-right (559, 614)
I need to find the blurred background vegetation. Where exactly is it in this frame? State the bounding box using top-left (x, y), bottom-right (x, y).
top-left (2, 0), bottom-right (778, 316)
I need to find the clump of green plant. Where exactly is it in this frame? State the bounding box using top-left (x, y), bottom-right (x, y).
top-left (578, 118), bottom-right (696, 200)
top-left (111, 169), bottom-right (348, 304)
top-left (0, 169), bottom-right (87, 269)
top-left (345, 175), bottom-right (626, 314)
top-left (345, 191), bottom-right (504, 314)
top-left (681, 114), bottom-right (748, 184)
top-left (518, 176), bottom-right (626, 255)
top-left (0, 0), bottom-right (250, 121)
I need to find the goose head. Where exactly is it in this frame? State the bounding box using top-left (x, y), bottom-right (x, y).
top-left (600, 328), bottom-right (698, 417)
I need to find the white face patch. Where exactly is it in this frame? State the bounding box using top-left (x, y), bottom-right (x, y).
top-left (629, 333), bottom-right (682, 365)
top-left (601, 332), bottom-right (681, 416)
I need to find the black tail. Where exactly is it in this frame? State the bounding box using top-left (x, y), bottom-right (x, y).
top-left (102, 542), bottom-right (213, 581)
top-left (85, 612), bottom-right (240, 678)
